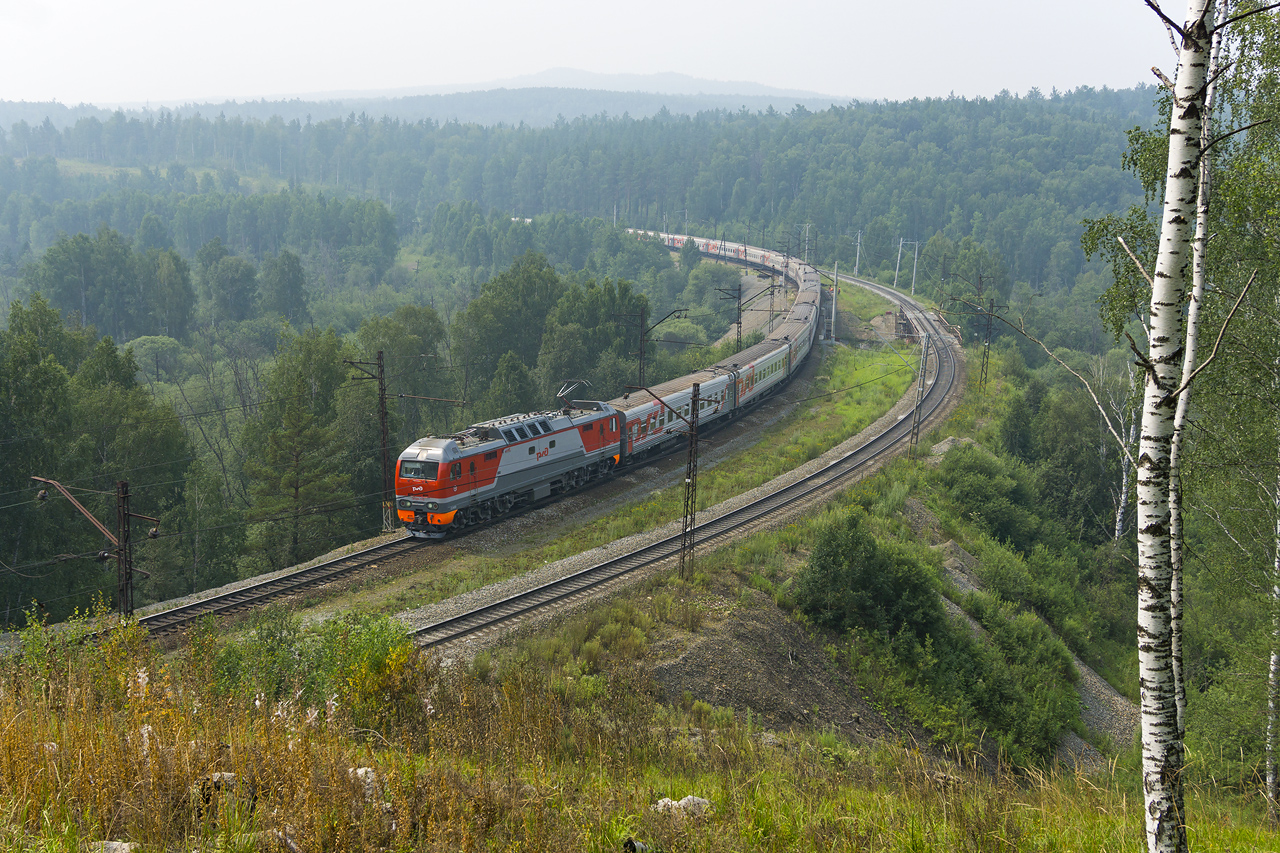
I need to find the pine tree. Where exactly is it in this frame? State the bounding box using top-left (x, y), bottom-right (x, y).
top-left (244, 375), bottom-right (354, 571)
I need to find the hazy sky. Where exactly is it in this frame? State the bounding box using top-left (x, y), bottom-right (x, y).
top-left (3, 0), bottom-right (1174, 106)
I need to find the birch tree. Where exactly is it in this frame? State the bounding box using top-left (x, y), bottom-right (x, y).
top-left (1135, 2), bottom-right (1214, 849)
top-left (1168, 3), bottom-right (1224, 759)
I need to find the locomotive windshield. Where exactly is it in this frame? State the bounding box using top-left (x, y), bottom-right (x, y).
top-left (399, 460), bottom-right (439, 481)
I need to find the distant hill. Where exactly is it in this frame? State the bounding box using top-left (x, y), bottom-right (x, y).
top-left (0, 70), bottom-right (845, 131)
top-left (266, 68), bottom-right (839, 100)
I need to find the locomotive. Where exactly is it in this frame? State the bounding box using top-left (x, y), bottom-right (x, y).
top-left (395, 233), bottom-right (823, 538)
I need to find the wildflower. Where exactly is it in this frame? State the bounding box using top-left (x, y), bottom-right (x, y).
top-left (129, 668), bottom-right (150, 700)
top-left (326, 694), bottom-right (338, 720)
top-left (254, 693), bottom-right (264, 711)
top-left (305, 707), bottom-right (319, 727)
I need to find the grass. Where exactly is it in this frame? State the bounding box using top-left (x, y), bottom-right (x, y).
top-left (0, 600), bottom-right (1271, 851)
top-left (289, 339), bottom-right (916, 626)
top-left (0, 335), bottom-right (1270, 847)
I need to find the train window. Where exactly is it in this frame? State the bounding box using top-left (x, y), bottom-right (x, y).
top-left (484, 451), bottom-right (498, 461)
top-left (399, 460), bottom-right (439, 481)
top-left (550, 440), bottom-right (556, 449)
top-left (609, 417), bottom-right (617, 431)
top-left (598, 422), bottom-right (604, 433)
top-left (450, 462), bottom-right (462, 480)
top-left (581, 425), bottom-right (592, 435)
top-left (502, 429), bottom-right (516, 442)
top-left (469, 461), bottom-right (476, 474)
top-left (528, 446), bottom-right (536, 455)
top-left (514, 426), bottom-right (529, 440)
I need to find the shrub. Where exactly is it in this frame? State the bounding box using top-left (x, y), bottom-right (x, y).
top-left (794, 507), bottom-right (942, 638)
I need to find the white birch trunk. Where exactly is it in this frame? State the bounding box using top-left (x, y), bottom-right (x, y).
top-left (1138, 3), bottom-right (1213, 851)
top-left (1168, 17), bottom-right (1223, 752)
top-left (1269, 463), bottom-right (1280, 821)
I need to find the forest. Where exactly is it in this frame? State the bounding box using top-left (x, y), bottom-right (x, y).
top-left (2, 21), bottom-right (1280, 837)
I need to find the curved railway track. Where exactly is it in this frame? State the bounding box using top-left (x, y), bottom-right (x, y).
top-left (139, 262), bottom-right (956, 642)
top-left (412, 279), bottom-right (959, 650)
top-left (139, 535), bottom-right (429, 637)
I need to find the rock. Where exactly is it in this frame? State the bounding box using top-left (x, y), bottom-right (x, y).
top-left (349, 766), bottom-right (379, 801)
top-left (929, 436), bottom-right (976, 458)
top-left (652, 794), bottom-right (712, 818)
top-left (89, 843), bottom-right (136, 853)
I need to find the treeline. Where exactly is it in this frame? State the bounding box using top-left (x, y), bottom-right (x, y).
top-left (0, 87), bottom-right (1156, 290)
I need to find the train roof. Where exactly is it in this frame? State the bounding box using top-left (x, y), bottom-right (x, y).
top-left (400, 401), bottom-right (615, 459)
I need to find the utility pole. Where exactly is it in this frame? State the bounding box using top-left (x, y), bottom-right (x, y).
top-left (681, 383), bottom-right (700, 579)
top-left (626, 383), bottom-right (702, 579)
top-left (715, 277), bottom-right (743, 352)
top-left (829, 261), bottom-right (838, 341)
top-left (345, 351), bottom-right (394, 532)
top-left (894, 238), bottom-right (904, 288)
top-left (615, 306), bottom-right (687, 387)
top-left (909, 335), bottom-right (931, 455)
top-left (31, 477), bottom-right (157, 617)
top-left (801, 224), bottom-right (812, 264)
top-left (981, 297), bottom-right (996, 390)
top-left (853, 231), bottom-right (862, 277)
top-left (911, 241), bottom-right (920, 296)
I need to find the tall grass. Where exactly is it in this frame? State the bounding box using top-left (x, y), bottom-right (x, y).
top-left (0, 600), bottom-right (1270, 850)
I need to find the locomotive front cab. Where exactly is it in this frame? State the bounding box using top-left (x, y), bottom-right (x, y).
top-left (395, 442), bottom-right (460, 533)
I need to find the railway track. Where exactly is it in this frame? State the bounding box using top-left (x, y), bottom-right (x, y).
top-left (138, 535), bottom-right (428, 637)
top-left (139, 270), bottom-right (952, 643)
top-left (136, 390), bottom-right (783, 638)
top-left (413, 281), bottom-right (958, 650)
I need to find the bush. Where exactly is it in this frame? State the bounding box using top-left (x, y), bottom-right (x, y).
top-left (794, 507), bottom-right (941, 638)
top-left (936, 444), bottom-right (1045, 552)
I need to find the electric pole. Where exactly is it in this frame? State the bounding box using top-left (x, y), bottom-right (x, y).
top-left (715, 278), bottom-right (743, 352)
top-left (31, 477), bottom-right (157, 617)
top-left (829, 261), bottom-right (838, 341)
top-left (625, 383), bottom-right (702, 580)
top-left (894, 238), bottom-right (904, 288)
top-left (911, 241), bottom-right (920, 296)
top-left (909, 334), bottom-right (931, 456)
top-left (981, 298), bottom-right (997, 390)
top-left (681, 383), bottom-right (700, 579)
top-left (345, 351), bottom-right (393, 532)
top-left (615, 306), bottom-right (688, 387)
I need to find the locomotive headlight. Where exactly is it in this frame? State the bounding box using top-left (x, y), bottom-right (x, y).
top-left (426, 502), bottom-right (439, 510)
top-left (398, 499), bottom-right (412, 509)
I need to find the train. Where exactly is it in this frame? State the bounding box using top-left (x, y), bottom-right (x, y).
top-left (394, 233), bottom-right (825, 538)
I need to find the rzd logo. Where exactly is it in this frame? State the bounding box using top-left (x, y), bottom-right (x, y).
top-left (536, 448), bottom-right (549, 460)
